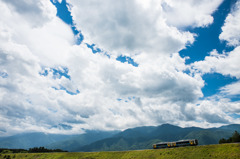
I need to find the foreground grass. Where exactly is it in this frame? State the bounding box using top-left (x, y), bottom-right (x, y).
top-left (1, 143), bottom-right (240, 159)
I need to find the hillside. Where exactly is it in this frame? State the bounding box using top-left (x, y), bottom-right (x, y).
top-left (0, 124), bottom-right (239, 152)
top-left (0, 131), bottom-right (118, 151)
top-left (0, 133), bottom-right (73, 149)
top-left (46, 130), bottom-right (119, 151)
top-left (79, 124), bottom-right (240, 152)
top-left (1, 143), bottom-right (239, 159)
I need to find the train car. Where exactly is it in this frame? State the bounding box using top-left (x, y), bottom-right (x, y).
top-left (153, 139), bottom-right (198, 149)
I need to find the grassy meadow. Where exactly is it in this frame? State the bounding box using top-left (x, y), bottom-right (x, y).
top-left (0, 143), bottom-right (239, 159)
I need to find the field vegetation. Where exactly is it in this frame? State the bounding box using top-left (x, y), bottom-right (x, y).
top-left (0, 143), bottom-right (239, 159)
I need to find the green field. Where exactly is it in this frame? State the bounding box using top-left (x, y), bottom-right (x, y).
top-left (1, 143), bottom-right (240, 159)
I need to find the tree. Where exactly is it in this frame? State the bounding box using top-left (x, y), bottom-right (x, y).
top-left (219, 131), bottom-right (240, 144)
top-left (232, 131), bottom-right (240, 143)
top-left (219, 138), bottom-right (227, 144)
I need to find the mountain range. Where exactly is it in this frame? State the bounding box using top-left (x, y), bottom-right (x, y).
top-left (0, 124), bottom-right (239, 152)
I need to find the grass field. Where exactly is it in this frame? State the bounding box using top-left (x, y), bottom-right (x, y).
top-left (0, 143), bottom-right (239, 159)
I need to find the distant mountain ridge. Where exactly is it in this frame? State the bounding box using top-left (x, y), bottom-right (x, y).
top-left (79, 124), bottom-right (240, 152)
top-left (0, 131), bottom-right (119, 151)
top-left (0, 132), bottom-right (72, 149)
top-left (46, 130), bottom-right (119, 151)
top-left (0, 124), bottom-right (239, 152)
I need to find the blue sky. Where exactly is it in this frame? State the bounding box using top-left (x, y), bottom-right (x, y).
top-left (0, 0), bottom-right (240, 136)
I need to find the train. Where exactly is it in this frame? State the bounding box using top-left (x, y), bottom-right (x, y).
top-left (153, 139), bottom-right (198, 149)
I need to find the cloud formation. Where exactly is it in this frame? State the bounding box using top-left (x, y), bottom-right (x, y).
top-left (192, 47), bottom-right (240, 78)
top-left (190, 0), bottom-right (240, 125)
top-left (160, 0), bottom-right (223, 27)
top-left (68, 0), bottom-right (196, 55)
top-left (0, 0), bottom-right (239, 136)
top-left (220, 0), bottom-right (240, 46)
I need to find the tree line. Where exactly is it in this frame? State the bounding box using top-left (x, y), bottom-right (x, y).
top-left (0, 147), bottom-right (67, 153)
top-left (219, 131), bottom-right (240, 144)
top-left (28, 147), bottom-right (68, 153)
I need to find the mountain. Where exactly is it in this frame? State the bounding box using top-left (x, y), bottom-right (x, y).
top-left (218, 124), bottom-right (240, 131)
top-left (114, 126), bottom-right (157, 138)
top-left (79, 124), bottom-right (240, 152)
top-left (1, 124), bottom-right (239, 152)
top-left (46, 130), bottom-right (119, 151)
top-left (0, 132), bottom-right (73, 149)
top-left (0, 130), bottom-right (119, 151)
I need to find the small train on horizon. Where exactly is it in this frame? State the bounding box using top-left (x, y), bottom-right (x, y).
top-left (153, 139), bottom-right (198, 149)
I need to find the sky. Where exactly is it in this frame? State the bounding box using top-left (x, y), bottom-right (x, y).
top-left (0, 0), bottom-right (240, 136)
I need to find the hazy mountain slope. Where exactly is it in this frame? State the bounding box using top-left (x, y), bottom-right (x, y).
top-left (1, 124), bottom-right (239, 152)
top-left (218, 124), bottom-right (240, 131)
top-left (78, 124), bottom-right (240, 152)
top-left (0, 133), bottom-right (73, 149)
top-left (46, 130), bottom-right (119, 151)
top-left (183, 129), bottom-right (233, 145)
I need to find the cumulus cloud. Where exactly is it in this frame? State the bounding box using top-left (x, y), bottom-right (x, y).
top-left (191, 1), bottom-right (240, 101)
top-left (160, 0), bottom-right (223, 28)
top-left (220, 81), bottom-right (240, 96)
top-left (0, 0), bottom-right (238, 136)
top-left (192, 47), bottom-right (240, 78)
top-left (191, 47), bottom-right (240, 102)
top-left (219, 0), bottom-right (240, 46)
top-left (1, 0), bottom-right (56, 27)
top-left (67, 0), bottom-right (196, 56)
top-left (67, 0), bottom-right (223, 56)
top-left (0, 0), bottom-right (74, 66)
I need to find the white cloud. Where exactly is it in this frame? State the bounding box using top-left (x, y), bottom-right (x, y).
top-left (1, 0), bottom-right (56, 27)
top-left (0, 39), bottom-right (205, 136)
top-left (67, 0), bottom-right (195, 56)
top-left (191, 47), bottom-right (240, 101)
top-left (0, 0), bottom-right (74, 66)
top-left (52, 0), bottom-right (63, 4)
top-left (220, 81), bottom-right (240, 96)
top-left (184, 97), bottom-right (240, 125)
top-left (219, 0), bottom-right (240, 46)
top-left (191, 0), bottom-right (240, 99)
top-left (160, 0), bottom-right (223, 28)
top-left (192, 47), bottom-right (240, 79)
top-left (187, 1), bottom-right (240, 126)
top-left (0, 0), bottom-right (237, 136)
top-left (67, 0), bottom-right (223, 56)
top-left (190, 58), bottom-right (240, 124)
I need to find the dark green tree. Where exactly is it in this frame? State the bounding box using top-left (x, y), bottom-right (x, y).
top-left (219, 131), bottom-right (240, 144)
top-left (219, 138), bottom-right (227, 144)
top-left (232, 131), bottom-right (240, 142)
